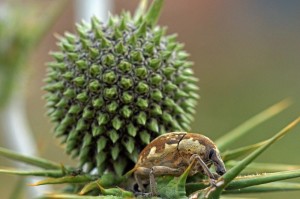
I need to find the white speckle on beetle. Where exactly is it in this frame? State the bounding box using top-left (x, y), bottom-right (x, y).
top-left (164, 143), bottom-right (177, 152)
top-left (146, 143), bottom-right (177, 160)
top-left (147, 146), bottom-right (157, 158)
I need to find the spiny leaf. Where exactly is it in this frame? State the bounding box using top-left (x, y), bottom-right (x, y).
top-left (145, 0), bottom-right (164, 27)
top-left (226, 160), bottom-right (300, 174)
top-left (185, 181), bottom-right (209, 195)
top-left (0, 147), bottom-right (61, 169)
top-left (225, 169), bottom-right (300, 190)
top-left (157, 158), bottom-right (196, 198)
top-left (80, 181), bottom-right (99, 195)
top-left (187, 180), bottom-right (300, 196)
top-left (39, 194), bottom-right (123, 199)
top-left (0, 168), bottom-right (63, 178)
top-left (218, 197), bottom-right (256, 199)
top-left (97, 182), bottom-right (134, 197)
top-left (222, 140), bottom-right (267, 162)
top-left (216, 98), bottom-right (292, 151)
top-left (31, 175), bottom-right (95, 186)
top-left (134, 0), bottom-right (148, 21)
top-left (224, 182), bottom-right (300, 194)
top-left (80, 173), bottom-right (122, 195)
top-left (206, 117), bottom-right (300, 198)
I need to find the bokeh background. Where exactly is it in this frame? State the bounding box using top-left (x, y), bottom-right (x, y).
top-left (1, 0), bottom-right (300, 198)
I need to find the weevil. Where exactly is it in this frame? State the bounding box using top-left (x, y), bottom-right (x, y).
top-left (132, 132), bottom-right (226, 196)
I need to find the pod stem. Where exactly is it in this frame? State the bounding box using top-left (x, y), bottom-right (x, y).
top-left (134, 0), bottom-right (148, 21)
top-left (145, 0), bottom-right (164, 27)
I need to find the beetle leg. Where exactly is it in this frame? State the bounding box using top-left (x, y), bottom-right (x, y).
top-left (134, 167), bottom-right (151, 193)
top-left (150, 166), bottom-right (183, 196)
top-left (149, 169), bottom-right (157, 196)
top-left (212, 172), bottom-right (220, 179)
top-left (189, 154), bottom-right (216, 186)
top-left (134, 166), bottom-right (181, 196)
top-left (151, 166), bottom-right (183, 175)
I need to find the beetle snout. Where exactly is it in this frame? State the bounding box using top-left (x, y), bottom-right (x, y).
top-left (210, 149), bottom-right (226, 176)
top-left (216, 166), bottom-right (226, 176)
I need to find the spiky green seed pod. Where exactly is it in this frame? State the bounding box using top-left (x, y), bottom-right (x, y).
top-left (44, 10), bottom-right (199, 176)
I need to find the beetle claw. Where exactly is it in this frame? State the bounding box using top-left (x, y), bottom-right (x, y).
top-left (211, 172), bottom-right (220, 180)
top-left (209, 178), bottom-right (217, 187)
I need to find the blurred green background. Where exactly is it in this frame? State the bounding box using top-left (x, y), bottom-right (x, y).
top-left (0, 0), bottom-right (299, 198)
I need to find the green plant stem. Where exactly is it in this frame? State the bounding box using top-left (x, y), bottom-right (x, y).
top-left (226, 161), bottom-right (300, 173)
top-left (224, 182), bottom-right (300, 194)
top-left (134, 0), bottom-right (148, 21)
top-left (187, 170), bottom-right (300, 195)
top-left (80, 173), bottom-right (125, 195)
top-left (216, 99), bottom-right (291, 151)
top-left (0, 168), bottom-right (64, 178)
top-left (32, 175), bottom-right (96, 186)
top-left (0, 147), bottom-right (61, 169)
top-left (145, 0), bottom-right (164, 26)
top-left (226, 169), bottom-right (300, 190)
top-left (9, 177), bottom-right (25, 199)
top-left (222, 141), bottom-right (267, 161)
top-left (0, 0), bottom-right (67, 108)
top-left (223, 117), bottom-right (300, 184)
top-left (208, 117), bottom-right (300, 198)
top-left (39, 194), bottom-right (123, 199)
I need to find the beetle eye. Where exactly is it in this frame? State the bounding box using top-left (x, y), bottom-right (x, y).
top-left (208, 149), bottom-right (215, 159)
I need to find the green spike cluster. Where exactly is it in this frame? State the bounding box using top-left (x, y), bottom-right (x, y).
top-left (44, 12), bottom-right (198, 175)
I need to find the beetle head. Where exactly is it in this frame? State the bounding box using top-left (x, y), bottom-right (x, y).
top-left (208, 148), bottom-right (226, 176)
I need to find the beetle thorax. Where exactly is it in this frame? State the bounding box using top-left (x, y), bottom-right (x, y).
top-left (178, 137), bottom-right (206, 156)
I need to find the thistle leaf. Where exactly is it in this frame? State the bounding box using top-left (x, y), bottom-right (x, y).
top-left (225, 169), bottom-right (300, 190)
top-left (134, 0), bottom-right (148, 21)
top-left (216, 99), bottom-right (292, 151)
top-left (222, 141), bottom-right (267, 162)
top-left (97, 183), bottom-right (134, 197)
top-left (0, 147), bottom-right (61, 169)
top-left (0, 168), bottom-right (63, 178)
top-left (40, 194), bottom-right (122, 199)
top-left (157, 158), bottom-right (195, 198)
top-left (79, 173), bottom-right (122, 195)
top-left (31, 175), bottom-right (95, 186)
top-left (224, 182), bottom-right (300, 194)
top-left (187, 172), bottom-right (300, 195)
top-left (206, 117), bottom-right (300, 198)
top-left (145, 0), bottom-right (164, 27)
top-left (226, 161), bottom-right (300, 174)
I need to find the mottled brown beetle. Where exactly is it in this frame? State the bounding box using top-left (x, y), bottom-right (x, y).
top-left (132, 132), bottom-right (226, 195)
